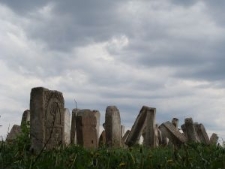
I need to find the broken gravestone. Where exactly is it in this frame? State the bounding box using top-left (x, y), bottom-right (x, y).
top-left (21, 110), bottom-right (30, 126)
top-left (105, 106), bottom-right (122, 147)
top-left (195, 123), bottom-right (210, 144)
top-left (172, 118), bottom-right (179, 130)
top-left (30, 87), bottom-right (65, 152)
top-left (76, 109), bottom-right (99, 148)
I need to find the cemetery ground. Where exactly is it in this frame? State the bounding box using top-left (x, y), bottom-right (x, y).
top-left (0, 125), bottom-right (225, 169)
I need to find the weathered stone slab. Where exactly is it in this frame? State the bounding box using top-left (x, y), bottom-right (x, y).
top-left (210, 133), bottom-right (219, 145)
top-left (30, 87), bottom-right (65, 152)
top-left (144, 107), bottom-right (157, 147)
top-left (6, 125), bottom-right (21, 142)
top-left (21, 110), bottom-right (30, 126)
top-left (92, 110), bottom-right (100, 143)
top-left (125, 106), bottom-right (148, 147)
top-left (70, 108), bottom-right (79, 144)
top-left (76, 109), bottom-right (98, 148)
top-left (195, 123), bottom-right (210, 144)
top-left (184, 118), bottom-right (199, 143)
top-left (105, 106), bottom-right (122, 147)
top-left (159, 121), bottom-right (187, 146)
top-left (121, 125), bottom-right (125, 138)
top-left (172, 118), bottom-right (179, 130)
top-left (64, 108), bottom-right (71, 145)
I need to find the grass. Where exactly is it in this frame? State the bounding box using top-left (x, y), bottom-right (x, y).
top-left (1, 125), bottom-right (225, 169)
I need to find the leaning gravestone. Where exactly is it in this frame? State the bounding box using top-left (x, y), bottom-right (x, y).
top-left (76, 109), bottom-right (99, 148)
top-left (30, 87), bottom-right (65, 152)
top-left (210, 133), bottom-right (219, 145)
top-left (70, 108), bottom-right (79, 144)
top-left (195, 123), bottom-right (210, 144)
top-left (105, 106), bottom-right (122, 147)
top-left (172, 118), bottom-right (179, 130)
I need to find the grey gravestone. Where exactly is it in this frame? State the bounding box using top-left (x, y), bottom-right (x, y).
top-left (125, 106), bottom-right (148, 147)
top-left (181, 124), bottom-right (187, 137)
top-left (6, 125), bottom-right (21, 142)
top-left (195, 123), bottom-right (210, 144)
top-left (144, 107), bottom-right (157, 147)
top-left (92, 110), bottom-right (100, 143)
top-left (105, 106), bottom-right (122, 147)
top-left (30, 87), bottom-right (65, 152)
top-left (99, 130), bottom-right (106, 147)
top-left (122, 130), bottom-right (130, 144)
top-left (159, 121), bottom-right (187, 146)
top-left (121, 125), bottom-right (125, 138)
top-left (21, 110), bottom-right (30, 126)
top-left (172, 118), bottom-right (179, 130)
top-left (70, 108), bottom-right (79, 144)
top-left (64, 108), bottom-right (71, 145)
top-left (76, 109), bottom-right (98, 148)
top-left (210, 133), bottom-right (219, 145)
top-left (184, 118), bottom-right (199, 143)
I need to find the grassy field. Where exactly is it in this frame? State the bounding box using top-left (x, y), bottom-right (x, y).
top-left (1, 126), bottom-right (225, 169)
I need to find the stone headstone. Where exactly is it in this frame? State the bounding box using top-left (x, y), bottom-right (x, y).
top-left (105, 106), bottom-right (122, 147)
top-left (122, 130), bottom-right (130, 144)
top-left (6, 125), bottom-right (21, 142)
top-left (121, 125), bottom-right (125, 138)
top-left (70, 108), bottom-right (79, 144)
top-left (64, 108), bottom-right (71, 145)
top-left (125, 106), bottom-right (148, 147)
top-left (181, 124), bottom-right (187, 137)
top-left (21, 110), bottom-right (30, 126)
top-left (30, 87), bottom-right (65, 152)
top-left (159, 121), bottom-right (187, 146)
top-left (144, 107), bottom-right (157, 147)
top-left (195, 123), bottom-right (210, 144)
top-left (172, 118), bottom-right (179, 130)
top-left (76, 109), bottom-right (98, 148)
top-left (210, 133), bottom-right (219, 145)
top-left (184, 118), bottom-right (199, 143)
top-left (92, 110), bottom-right (100, 142)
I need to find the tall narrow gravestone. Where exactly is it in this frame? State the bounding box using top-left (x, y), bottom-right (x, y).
top-left (105, 106), bottom-right (122, 147)
top-left (21, 110), bottom-right (30, 126)
top-left (30, 87), bottom-right (65, 152)
top-left (184, 118), bottom-right (199, 143)
top-left (76, 109), bottom-right (99, 148)
top-left (64, 108), bottom-right (71, 145)
top-left (70, 108), bottom-right (79, 144)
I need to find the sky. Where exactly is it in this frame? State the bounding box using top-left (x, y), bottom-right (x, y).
top-left (0, 0), bottom-right (225, 142)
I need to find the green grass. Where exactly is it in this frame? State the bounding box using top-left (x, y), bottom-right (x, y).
top-left (1, 125), bottom-right (225, 169)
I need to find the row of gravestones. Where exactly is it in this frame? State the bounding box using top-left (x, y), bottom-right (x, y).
top-left (6, 87), bottom-right (219, 152)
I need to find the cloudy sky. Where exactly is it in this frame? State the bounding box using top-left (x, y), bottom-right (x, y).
top-left (0, 0), bottom-right (225, 141)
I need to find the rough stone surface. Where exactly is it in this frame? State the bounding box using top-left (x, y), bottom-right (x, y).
top-left (195, 123), bottom-right (210, 144)
top-left (105, 106), bottom-right (122, 147)
top-left (181, 124), bottom-right (187, 137)
top-left (185, 118), bottom-right (199, 142)
top-left (21, 110), bottom-right (30, 126)
top-left (92, 110), bottom-right (100, 143)
top-left (121, 125), bottom-right (125, 138)
top-left (76, 109), bottom-right (98, 148)
top-left (144, 107), bottom-right (157, 147)
top-left (122, 130), bottom-right (130, 144)
top-left (30, 87), bottom-right (65, 152)
top-left (125, 106), bottom-right (148, 147)
top-left (70, 108), bottom-right (79, 144)
top-left (6, 125), bottom-right (21, 142)
top-left (210, 133), bottom-right (219, 145)
top-left (159, 121), bottom-right (187, 146)
top-left (64, 108), bottom-right (71, 145)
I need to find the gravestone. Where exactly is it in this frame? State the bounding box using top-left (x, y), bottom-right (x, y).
top-left (144, 107), bottom-right (157, 147)
top-left (105, 106), bottom-right (122, 147)
top-left (159, 121), bottom-right (187, 146)
top-left (70, 108), bottom-right (79, 144)
top-left (172, 118), bottom-right (179, 130)
top-left (30, 87), bottom-right (65, 152)
top-left (6, 125), bottom-right (21, 142)
top-left (21, 110), bottom-right (30, 126)
top-left (64, 108), bottom-right (71, 145)
top-left (99, 130), bottom-right (106, 147)
top-left (121, 125), bottom-right (125, 138)
top-left (125, 106), bottom-right (148, 147)
top-left (181, 124), bottom-right (187, 137)
top-left (76, 109), bottom-right (99, 148)
top-left (184, 118), bottom-right (199, 142)
top-left (210, 133), bottom-right (219, 145)
top-left (122, 130), bottom-right (130, 144)
top-left (92, 110), bottom-right (100, 143)
top-left (195, 123), bottom-right (210, 144)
